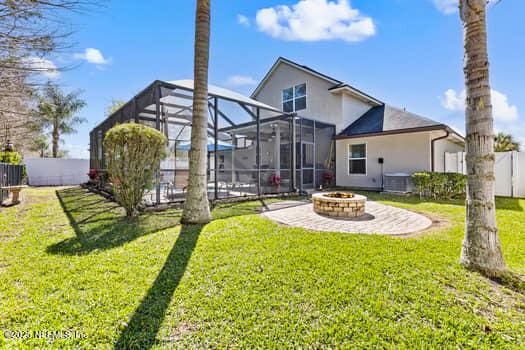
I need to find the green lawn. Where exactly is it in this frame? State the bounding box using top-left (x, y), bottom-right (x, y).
top-left (1, 187), bottom-right (525, 349)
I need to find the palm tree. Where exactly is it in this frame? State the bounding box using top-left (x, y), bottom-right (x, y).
top-left (181, 0), bottom-right (212, 224)
top-left (34, 83), bottom-right (86, 158)
top-left (30, 135), bottom-right (49, 158)
top-left (494, 132), bottom-right (520, 152)
top-left (459, 0), bottom-right (506, 277)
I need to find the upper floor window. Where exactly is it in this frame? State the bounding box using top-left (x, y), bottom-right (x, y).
top-left (282, 83), bottom-right (306, 113)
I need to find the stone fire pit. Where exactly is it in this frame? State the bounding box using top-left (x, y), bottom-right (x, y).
top-left (312, 192), bottom-right (367, 218)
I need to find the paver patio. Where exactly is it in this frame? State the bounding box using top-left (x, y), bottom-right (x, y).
top-left (261, 199), bottom-right (433, 235)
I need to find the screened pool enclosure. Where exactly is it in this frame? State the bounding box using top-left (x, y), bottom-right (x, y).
top-left (90, 80), bottom-right (335, 205)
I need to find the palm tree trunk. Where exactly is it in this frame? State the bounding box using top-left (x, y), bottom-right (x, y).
top-left (459, 0), bottom-right (506, 277)
top-left (181, 0), bottom-right (212, 224)
top-left (52, 128), bottom-right (59, 158)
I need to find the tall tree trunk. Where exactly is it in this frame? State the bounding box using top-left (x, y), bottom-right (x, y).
top-left (459, 0), bottom-right (506, 277)
top-left (52, 127), bottom-right (59, 158)
top-left (181, 0), bottom-right (212, 224)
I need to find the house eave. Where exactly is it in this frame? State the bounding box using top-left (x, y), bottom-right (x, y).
top-left (335, 124), bottom-right (464, 140)
top-left (328, 85), bottom-right (383, 106)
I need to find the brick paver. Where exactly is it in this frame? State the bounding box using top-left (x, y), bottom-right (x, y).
top-left (261, 200), bottom-right (432, 235)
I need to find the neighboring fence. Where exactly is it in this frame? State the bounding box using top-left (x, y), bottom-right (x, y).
top-left (1, 163), bottom-right (24, 203)
top-left (24, 158), bottom-right (89, 186)
top-left (445, 151), bottom-right (525, 198)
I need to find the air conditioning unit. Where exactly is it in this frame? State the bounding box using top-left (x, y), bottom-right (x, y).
top-left (383, 173), bottom-right (413, 193)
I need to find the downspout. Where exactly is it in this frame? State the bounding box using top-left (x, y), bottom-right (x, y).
top-left (430, 129), bottom-right (449, 172)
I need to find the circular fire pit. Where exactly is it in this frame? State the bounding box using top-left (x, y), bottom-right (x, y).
top-left (312, 192), bottom-right (367, 218)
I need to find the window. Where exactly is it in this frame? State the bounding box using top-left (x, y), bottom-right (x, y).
top-left (348, 144), bottom-right (366, 175)
top-left (282, 83), bottom-right (306, 112)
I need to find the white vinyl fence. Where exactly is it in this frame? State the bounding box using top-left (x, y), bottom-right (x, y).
top-left (25, 158), bottom-right (89, 186)
top-left (445, 151), bottom-right (525, 198)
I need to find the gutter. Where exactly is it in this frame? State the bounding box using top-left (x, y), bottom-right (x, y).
top-left (336, 124), bottom-right (450, 140)
top-left (430, 129), bottom-right (450, 172)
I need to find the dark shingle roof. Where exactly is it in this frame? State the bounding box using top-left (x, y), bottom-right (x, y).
top-left (339, 105), bottom-right (444, 137)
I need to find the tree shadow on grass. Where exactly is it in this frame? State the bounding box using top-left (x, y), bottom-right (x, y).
top-left (48, 187), bottom-right (270, 256)
top-left (114, 224), bottom-right (203, 350)
top-left (495, 197), bottom-right (524, 212)
top-left (490, 271), bottom-right (525, 297)
top-left (47, 188), bottom-right (182, 255)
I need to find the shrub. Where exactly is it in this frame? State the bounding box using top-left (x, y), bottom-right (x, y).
top-left (429, 172), bottom-right (448, 198)
top-left (0, 151), bottom-right (27, 179)
top-left (411, 172), bottom-right (431, 199)
top-left (104, 123), bottom-right (167, 217)
top-left (444, 172), bottom-right (468, 198)
top-left (411, 171), bottom-right (466, 199)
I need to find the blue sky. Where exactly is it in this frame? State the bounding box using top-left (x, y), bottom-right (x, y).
top-left (44, 0), bottom-right (523, 158)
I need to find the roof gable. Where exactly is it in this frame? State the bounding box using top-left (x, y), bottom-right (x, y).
top-left (251, 57), bottom-right (342, 99)
top-left (252, 57), bottom-right (382, 106)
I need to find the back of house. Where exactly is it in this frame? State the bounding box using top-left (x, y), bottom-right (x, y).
top-left (252, 57), bottom-right (464, 191)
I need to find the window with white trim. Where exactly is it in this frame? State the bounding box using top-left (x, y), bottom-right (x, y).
top-left (348, 144), bottom-right (366, 175)
top-left (282, 83), bottom-right (306, 112)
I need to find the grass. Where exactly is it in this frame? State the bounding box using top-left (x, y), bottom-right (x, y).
top-left (0, 187), bottom-right (524, 349)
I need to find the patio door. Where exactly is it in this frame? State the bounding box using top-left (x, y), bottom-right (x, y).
top-left (302, 142), bottom-right (314, 189)
top-left (295, 141), bottom-right (314, 190)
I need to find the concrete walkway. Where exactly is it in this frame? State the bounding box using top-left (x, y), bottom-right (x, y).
top-left (261, 200), bottom-right (432, 235)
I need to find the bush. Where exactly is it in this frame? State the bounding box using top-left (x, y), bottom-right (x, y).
top-left (0, 151), bottom-right (27, 179)
top-left (104, 123), bottom-right (167, 217)
top-left (412, 172), bottom-right (431, 199)
top-left (411, 172), bottom-right (466, 199)
top-left (444, 172), bottom-right (468, 198)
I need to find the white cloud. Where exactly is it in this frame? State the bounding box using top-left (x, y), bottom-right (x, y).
top-left (74, 48), bottom-right (111, 65)
top-left (255, 0), bottom-right (375, 42)
top-left (237, 14), bottom-right (250, 27)
top-left (225, 75), bottom-right (257, 87)
top-left (442, 88), bottom-right (464, 111)
top-left (433, 0), bottom-right (498, 15)
top-left (24, 56), bottom-right (59, 79)
top-left (433, 0), bottom-right (458, 14)
top-left (441, 88), bottom-right (519, 122)
top-left (492, 90), bottom-right (519, 122)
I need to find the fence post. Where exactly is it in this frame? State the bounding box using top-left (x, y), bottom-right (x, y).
top-left (511, 151), bottom-right (517, 198)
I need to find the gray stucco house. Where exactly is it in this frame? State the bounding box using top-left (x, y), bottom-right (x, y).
top-left (252, 57), bottom-right (464, 191)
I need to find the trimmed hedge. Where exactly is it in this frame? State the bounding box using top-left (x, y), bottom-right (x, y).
top-left (104, 123), bottom-right (167, 217)
top-left (411, 172), bottom-right (467, 199)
